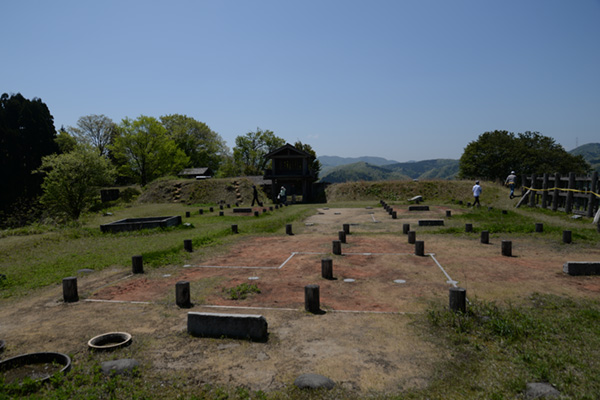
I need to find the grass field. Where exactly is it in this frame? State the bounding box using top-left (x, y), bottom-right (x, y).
top-left (1, 179), bottom-right (600, 399)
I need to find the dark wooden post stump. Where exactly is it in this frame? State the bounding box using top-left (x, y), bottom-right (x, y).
top-left (321, 258), bottom-right (333, 280)
top-left (403, 223), bottom-right (410, 235)
top-left (232, 224), bottom-right (238, 234)
top-left (449, 287), bottom-right (466, 313)
top-left (176, 281), bottom-right (192, 308)
top-left (392, 211), bottom-right (397, 219)
top-left (220, 205), bottom-right (224, 210)
top-left (184, 239), bottom-right (193, 252)
top-left (227, 204), bottom-right (231, 208)
top-left (446, 210), bottom-right (452, 217)
top-left (502, 210), bottom-right (508, 215)
top-left (209, 207), bottom-right (214, 212)
top-left (305, 284), bottom-right (320, 314)
top-left (185, 211), bottom-right (190, 218)
top-left (415, 240), bottom-right (425, 256)
top-left (286, 224), bottom-right (293, 235)
top-left (343, 224), bottom-right (350, 235)
top-left (535, 223), bottom-right (543, 233)
top-left (563, 230), bottom-right (572, 244)
top-left (480, 231), bottom-right (489, 244)
top-left (254, 211), bottom-right (259, 217)
top-left (199, 209), bottom-right (203, 215)
top-left (332, 240), bottom-right (342, 255)
top-left (407, 231), bottom-right (416, 244)
top-left (502, 240), bottom-right (512, 257)
top-left (219, 211), bottom-right (224, 217)
top-left (62, 277), bottom-right (79, 303)
top-left (338, 230), bottom-right (346, 243)
top-left (269, 206), bottom-right (273, 211)
top-left (465, 223), bottom-right (473, 233)
top-left (132, 255), bottom-right (144, 274)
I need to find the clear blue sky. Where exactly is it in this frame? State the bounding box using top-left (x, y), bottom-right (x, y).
top-left (3, 1), bottom-right (599, 162)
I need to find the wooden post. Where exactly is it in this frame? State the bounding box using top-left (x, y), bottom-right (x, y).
top-left (184, 239), bottom-right (193, 252)
top-left (565, 172), bottom-right (575, 213)
top-left (186, 211), bottom-right (190, 218)
top-left (403, 223), bottom-right (410, 234)
top-left (338, 230), bottom-right (346, 244)
top-left (321, 258), bottom-right (333, 280)
top-left (465, 223), bottom-right (473, 233)
top-left (219, 211), bottom-right (224, 217)
top-left (286, 224), bottom-right (293, 235)
top-left (199, 209), bottom-right (204, 215)
top-left (62, 277), bottom-right (79, 303)
top-left (132, 255), bottom-right (144, 274)
top-left (541, 173), bottom-right (549, 209)
top-left (231, 224), bottom-right (238, 234)
top-left (415, 241), bottom-right (424, 256)
top-left (480, 231), bottom-right (489, 244)
top-left (562, 230), bottom-right (572, 244)
top-left (587, 171), bottom-right (598, 218)
top-left (502, 240), bottom-right (512, 257)
top-left (407, 231), bottom-right (416, 244)
top-left (304, 284), bottom-right (320, 314)
top-left (446, 210), bottom-right (452, 217)
top-left (535, 223), bottom-right (543, 233)
top-left (528, 173), bottom-right (537, 207)
top-left (343, 224), bottom-right (350, 235)
top-left (392, 211), bottom-right (397, 219)
top-left (552, 172), bottom-right (560, 211)
top-left (449, 287), bottom-right (466, 313)
top-left (332, 240), bottom-right (342, 255)
top-left (176, 281), bottom-right (192, 308)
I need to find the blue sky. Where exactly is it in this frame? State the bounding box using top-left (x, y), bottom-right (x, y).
top-left (3, 1), bottom-right (599, 162)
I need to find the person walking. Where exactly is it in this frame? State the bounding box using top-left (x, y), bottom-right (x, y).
top-left (505, 171), bottom-right (517, 199)
top-left (472, 180), bottom-right (482, 207)
top-left (251, 185), bottom-right (262, 206)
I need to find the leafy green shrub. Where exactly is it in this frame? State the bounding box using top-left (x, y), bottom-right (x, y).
top-left (223, 283), bottom-right (261, 300)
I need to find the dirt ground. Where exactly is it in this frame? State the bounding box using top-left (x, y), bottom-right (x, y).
top-left (1, 206), bottom-right (599, 393)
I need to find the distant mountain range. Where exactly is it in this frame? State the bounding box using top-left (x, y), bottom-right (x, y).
top-left (318, 143), bottom-right (600, 183)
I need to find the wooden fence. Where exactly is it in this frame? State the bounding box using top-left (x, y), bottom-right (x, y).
top-left (520, 171), bottom-right (599, 219)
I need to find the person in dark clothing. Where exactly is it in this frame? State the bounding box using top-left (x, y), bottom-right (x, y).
top-left (251, 185), bottom-right (262, 206)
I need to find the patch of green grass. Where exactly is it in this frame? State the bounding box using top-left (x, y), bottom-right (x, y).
top-left (415, 293), bottom-right (600, 399)
top-left (223, 282), bottom-right (261, 300)
top-left (0, 203), bottom-right (314, 299)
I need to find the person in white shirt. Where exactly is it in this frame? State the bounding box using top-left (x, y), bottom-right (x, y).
top-left (472, 181), bottom-right (482, 207)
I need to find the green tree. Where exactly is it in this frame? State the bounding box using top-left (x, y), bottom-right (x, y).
top-left (233, 128), bottom-right (285, 175)
top-left (111, 116), bottom-right (189, 185)
top-left (0, 93), bottom-right (58, 225)
top-left (67, 114), bottom-right (117, 157)
top-left (160, 114), bottom-right (229, 173)
top-left (293, 140), bottom-right (321, 179)
top-left (55, 126), bottom-right (77, 153)
top-left (459, 130), bottom-right (590, 181)
top-left (36, 146), bottom-right (116, 220)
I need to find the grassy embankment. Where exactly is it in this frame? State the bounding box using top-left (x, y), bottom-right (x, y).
top-left (1, 178), bottom-right (600, 399)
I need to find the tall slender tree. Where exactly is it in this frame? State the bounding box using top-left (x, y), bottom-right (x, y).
top-left (0, 93), bottom-right (58, 225)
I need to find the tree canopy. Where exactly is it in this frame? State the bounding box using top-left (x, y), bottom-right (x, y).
top-left (67, 114), bottom-right (117, 157)
top-left (111, 116), bottom-right (189, 185)
top-left (0, 93), bottom-right (58, 222)
top-left (293, 140), bottom-right (321, 179)
top-left (232, 128), bottom-right (286, 176)
top-left (160, 114), bottom-right (229, 173)
top-left (459, 130), bottom-right (590, 181)
top-left (37, 146), bottom-right (116, 220)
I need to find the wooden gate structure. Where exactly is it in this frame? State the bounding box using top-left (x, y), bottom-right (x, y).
top-left (520, 171), bottom-right (599, 219)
